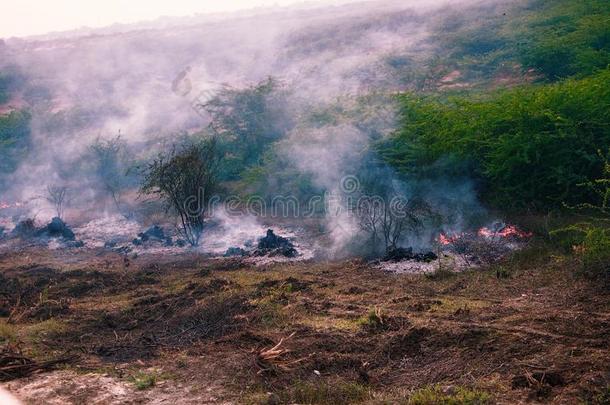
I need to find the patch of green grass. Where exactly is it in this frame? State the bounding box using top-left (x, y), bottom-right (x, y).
top-left (408, 385), bottom-right (491, 405)
top-left (284, 380), bottom-right (370, 404)
top-left (24, 319), bottom-right (67, 343)
top-left (358, 307), bottom-right (385, 331)
top-left (254, 299), bottom-right (287, 328)
top-left (130, 371), bottom-right (157, 390)
top-left (0, 321), bottom-right (18, 344)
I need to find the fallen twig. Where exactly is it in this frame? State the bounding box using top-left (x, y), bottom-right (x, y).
top-left (0, 344), bottom-right (78, 382)
top-left (255, 332), bottom-right (308, 374)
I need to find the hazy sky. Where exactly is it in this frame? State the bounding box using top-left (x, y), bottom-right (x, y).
top-left (0, 0), bottom-right (328, 39)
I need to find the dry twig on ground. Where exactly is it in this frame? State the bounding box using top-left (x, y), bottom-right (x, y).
top-left (0, 344), bottom-right (77, 382)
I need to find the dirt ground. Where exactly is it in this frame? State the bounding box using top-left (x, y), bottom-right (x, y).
top-left (0, 246), bottom-right (609, 404)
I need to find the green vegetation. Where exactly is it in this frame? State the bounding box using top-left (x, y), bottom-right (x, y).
top-left (140, 137), bottom-right (221, 246)
top-left (0, 109), bottom-right (31, 175)
top-left (550, 151), bottom-right (610, 276)
top-left (431, 0), bottom-right (610, 83)
top-left (407, 385), bottom-right (491, 405)
top-left (282, 380), bottom-right (370, 404)
top-left (0, 69), bottom-right (30, 181)
top-left (89, 135), bottom-right (132, 211)
top-left (0, 70), bottom-right (23, 105)
top-left (129, 371), bottom-right (157, 390)
top-left (518, 0), bottom-right (610, 80)
top-left (202, 77), bottom-right (288, 181)
top-left (383, 69), bottom-right (610, 211)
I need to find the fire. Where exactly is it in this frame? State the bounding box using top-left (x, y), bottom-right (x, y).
top-left (478, 225), bottom-right (532, 239)
top-left (438, 232), bottom-right (463, 245)
top-left (438, 233), bottom-right (452, 245)
top-left (438, 223), bottom-right (532, 246)
top-left (0, 201), bottom-right (24, 210)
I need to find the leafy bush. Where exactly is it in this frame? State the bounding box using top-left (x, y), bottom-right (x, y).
top-left (0, 110), bottom-right (31, 175)
top-left (201, 77), bottom-right (290, 181)
top-left (580, 227), bottom-right (610, 276)
top-left (383, 69), bottom-right (610, 211)
top-left (551, 149), bottom-right (610, 277)
top-left (89, 136), bottom-right (131, 211)
top-left (0, 70), bottom-right (24, 105)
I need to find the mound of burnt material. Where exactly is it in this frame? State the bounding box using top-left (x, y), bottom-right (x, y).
top-left (8, 217), bottom-right (83, 247)
top-left (384, 246), bottom-right (437, 263)
top-left (254, 229), bottom-right (298, 258)
top-left (39, 217), bottom-right (84, 247)
top-left (10, 219), bottom-right (37, 238)
top-left (132, 225), bottom-right (174, 246)
top-left (41, 217), bottom-right (76, 240)
top-left (224, 247), bottom-right (248, 257)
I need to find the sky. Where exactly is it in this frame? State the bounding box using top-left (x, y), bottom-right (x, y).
top-left (0, 0), bottom-right (328, 39)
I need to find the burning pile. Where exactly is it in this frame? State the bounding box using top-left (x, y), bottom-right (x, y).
top-left (438, 222), bottom-right (532, 265)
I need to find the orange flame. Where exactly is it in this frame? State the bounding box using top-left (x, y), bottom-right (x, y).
top-left (438, 224), bottom-right (532, 246)
top-left (0, 201), bottom-right (24, 210)
top-left (478, 225), bottom-right (532, 239)
top-left (438, 232), bottom-right (463, 245)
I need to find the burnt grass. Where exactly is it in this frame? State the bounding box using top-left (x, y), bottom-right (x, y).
top-left (0, 247), bottom-right (609, 404)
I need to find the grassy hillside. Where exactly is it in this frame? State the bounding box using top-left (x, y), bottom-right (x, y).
top-left (419, 0), bottom-right (610, 87)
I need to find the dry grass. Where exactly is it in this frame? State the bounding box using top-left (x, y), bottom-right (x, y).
top-left (0, 245), bottom-right (608, 404)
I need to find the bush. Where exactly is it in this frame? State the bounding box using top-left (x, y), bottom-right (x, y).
top-left (580, 227), bottom-right (610, 276)
top-left (140, 137), bottom-right (220, 246)
top-left (383, 69), bottom-right (610, 211)
top-left (201, 77), bottom-right (289, 181)
top-left (89, 135), bottom-right (131, 211)
top-left (0, 110), bottom-right (31, 175)
top-left (518, 0), bottom-right (610, 80)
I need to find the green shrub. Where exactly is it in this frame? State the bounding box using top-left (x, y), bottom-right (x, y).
top-left (130, 371), bottom-right (157, 390)
top-left (0, 109), bottom-right (31, 175)
top-left (408, 385), bottom-right (491, 405)
top-left (384, 69), bottom-right (610, 211)
top-left (580, 227), bottom-right (610, 276)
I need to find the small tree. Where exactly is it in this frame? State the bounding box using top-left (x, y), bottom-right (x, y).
top-left (356, 196), bottom-right (384, 256)
top-left (355, 194), bottom-right (432, 256)
top-left (90, 135), bottom-right (128, 211)
top-left (380, 197), bottom-right (432, 252)
top-left (140, 137), bottom-right (220, 246)
top-left (45, 185), bottom-right (68, 219)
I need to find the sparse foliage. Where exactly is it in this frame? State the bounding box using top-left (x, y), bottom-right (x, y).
top-left (45, 185), bottom-right (68, 219)
top-left (140, 137), bottom-right (220, 246)
top-left (200, 77), bottom-right (288, 180)
top-left (90, 135), bottom-right (129, 212)
top-left (355, 194), bottom-right (433, 256)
